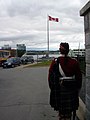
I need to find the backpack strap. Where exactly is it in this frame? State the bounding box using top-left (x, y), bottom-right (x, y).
top-left (56, 57), bottom-right (66, 77)
top-left (59, 63), bottom-right (66, 77)
top-left (58, 58), bottom-right (74, 81)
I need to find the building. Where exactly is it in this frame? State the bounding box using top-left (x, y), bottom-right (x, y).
top-left (80, 1), bottom-right (90, 120)
top-left (1, 44), bottom-right (11, 50)
top-left (16, 44), bottom-right (26, 57)
top-left (16, 44), bottom-right (26, 50)
top-left (70, 49), bottom-right (85, 57)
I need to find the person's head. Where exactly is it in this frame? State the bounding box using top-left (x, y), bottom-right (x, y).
top-left (59, 42), bottom-right (69, 55)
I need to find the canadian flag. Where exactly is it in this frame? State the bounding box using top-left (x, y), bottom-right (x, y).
top-left (48, 16), bottom-right (59, 22)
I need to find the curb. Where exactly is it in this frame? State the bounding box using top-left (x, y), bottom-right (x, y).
top-left (16, 62), bottom-right (37, 68)
top-left (77, 98), bottom-right (86, 120)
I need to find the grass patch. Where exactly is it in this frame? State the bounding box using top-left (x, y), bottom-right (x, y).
top-left (25, 59), bottom-right (86, 74)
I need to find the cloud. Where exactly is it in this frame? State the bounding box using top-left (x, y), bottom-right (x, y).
top-left (0, 0), bottom-right (87, 50)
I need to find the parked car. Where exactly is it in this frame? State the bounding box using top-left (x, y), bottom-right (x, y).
top-left (2, 57), bottom-right (21, 68)
top-left (21, 55), bottom-right (34, 64)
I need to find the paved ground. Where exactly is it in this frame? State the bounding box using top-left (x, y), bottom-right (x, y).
top-left (0, 66), bottom-right (81, 120)
top-left (0, 67), bottom-right (59, 120)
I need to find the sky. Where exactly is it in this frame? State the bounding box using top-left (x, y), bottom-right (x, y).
top-left (0, 0), bottom-right (89, 50)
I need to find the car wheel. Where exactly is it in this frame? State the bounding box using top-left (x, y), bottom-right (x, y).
top-left (3, 65), bottom-right (6, 68)
top-left (12, 64), bottom-right (15, 68)
top-left (31, 60), bottom-right (34, 63)
top-left (3, 66), bottom-right (6, 68)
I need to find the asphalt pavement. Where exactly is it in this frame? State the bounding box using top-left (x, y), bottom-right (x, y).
top-left (0, 66), bottom-right (84, 120)
top-left (0, 66), bottom-right (59, 120)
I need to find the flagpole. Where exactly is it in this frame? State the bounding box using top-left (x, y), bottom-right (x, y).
top-left (47, 15), bottom-right (49, 58)
top-left (47, 15), bottom-right (59, 57)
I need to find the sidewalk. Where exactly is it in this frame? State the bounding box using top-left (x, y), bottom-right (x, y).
top-left (76, 98), bottom-right (86, 120)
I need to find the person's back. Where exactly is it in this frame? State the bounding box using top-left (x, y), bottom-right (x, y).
top-left (48, 42), bottom-right (82, 120)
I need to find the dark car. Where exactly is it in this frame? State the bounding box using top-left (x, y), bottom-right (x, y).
top-left (21, 55), bottom-right (34, 64)
top-left (2, 57), bottom-right (21, 68)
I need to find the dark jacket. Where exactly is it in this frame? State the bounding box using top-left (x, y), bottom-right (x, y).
top-left (48, 56), bottom-right (82, 114)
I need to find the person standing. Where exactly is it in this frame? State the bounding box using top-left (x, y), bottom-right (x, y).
top-left (48, 42), bottom-right (82, 120)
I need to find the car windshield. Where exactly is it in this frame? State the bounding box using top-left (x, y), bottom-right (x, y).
top-left (21, 56), bottom-right (27, 59)
top-left (21, 56), bottom-right (33, 59)
top-left (7, 58), bottom-right (14, 62)
top-left (29, 56), bottom-right (33, 58)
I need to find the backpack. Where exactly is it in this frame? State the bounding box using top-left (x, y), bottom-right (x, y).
top-left (49, 57), bottom-right (77, 90)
